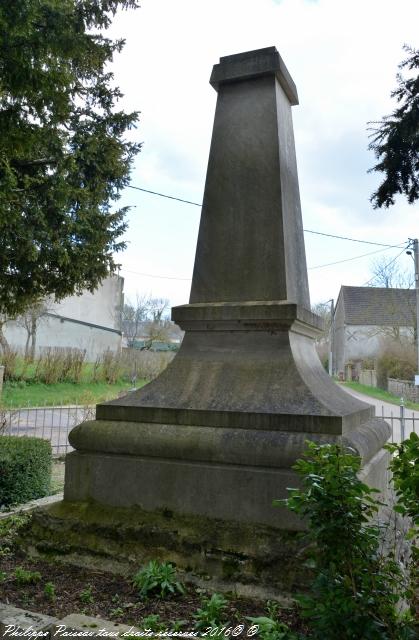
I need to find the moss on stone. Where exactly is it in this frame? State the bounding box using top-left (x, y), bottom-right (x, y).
top-left (19, 499), bottom-right (311, 598)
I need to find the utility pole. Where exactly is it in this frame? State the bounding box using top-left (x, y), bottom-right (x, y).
top-left (328, 298), bottom-right (334, 377)
top-left (408, 238), bottom-right (419, 375)
top-left (414, 239), bottom-right (419, 375)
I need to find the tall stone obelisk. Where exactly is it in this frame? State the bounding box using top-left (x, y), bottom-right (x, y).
top-left (65, 47), bottom-right (390, 531)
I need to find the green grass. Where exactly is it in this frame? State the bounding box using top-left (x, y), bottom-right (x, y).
top-left (342, 381), bottom-right (419, 411)
top-left (1, 379), bottom-right (147, 408)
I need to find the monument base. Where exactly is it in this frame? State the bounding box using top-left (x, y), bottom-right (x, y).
top-left (22, 446), bottom-right (391, 599)
top-left (63, 447), bottom-right (391, 529)
top-left (22, 499), bottom-right (312, 601)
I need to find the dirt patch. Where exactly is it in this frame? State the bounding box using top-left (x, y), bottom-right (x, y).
top-left (0, 517), bottom-right (306, 634)
top-left (0, 555), bottom-right (305, 632)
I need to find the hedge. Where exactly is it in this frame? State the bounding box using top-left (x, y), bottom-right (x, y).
top-left (0, 436), bottom-right (52, 509)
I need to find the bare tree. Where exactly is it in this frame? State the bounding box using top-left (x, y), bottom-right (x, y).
top-left (148, 298), bottom-right (169, 323)
top-left (16, 298), bottom-right (51, 361)
top-left (122, 294), bottom-right (173, 348)
top-left (143, 318), bottom-right (171, 344)
top-left (122, 294), bottom-right (148, 346)
top-left (312, 301), bottom-right (332, 343)
top-left (368, 256), bottom-right (413, 289)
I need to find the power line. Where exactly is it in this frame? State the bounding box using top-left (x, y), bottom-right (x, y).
top-left (361, 245), bottom-right (410, 286)
top-left (127, 185), bottom-right (201, 207)
top-left (127, 184), bottom-right (402, 248)
top-left (121, 268), bottom-right (191, 281)
top-left (303, 228), bottom-right (398, 248)
top-left (309, 243), bottom-right (407, 270)
top-left (120, 243), bottom-right (408, 281)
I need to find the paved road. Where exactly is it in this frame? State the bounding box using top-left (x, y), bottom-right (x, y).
top-left (339, 384), bottom-right (418, 441)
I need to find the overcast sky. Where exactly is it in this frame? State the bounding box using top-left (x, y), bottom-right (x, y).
top-left (107, 0), bottom-right (419, 311)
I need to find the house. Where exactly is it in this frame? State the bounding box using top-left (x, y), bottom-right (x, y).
top-left (332, 285), bottom-right (415, 379)
top-left (4, 275), bottom-right (124, 361)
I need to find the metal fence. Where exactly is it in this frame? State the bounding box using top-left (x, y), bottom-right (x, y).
top-left (381, 404), bottom-right (417, 443)
top-left (0, 404), bottom-right (95, 456)
top-left (0, 402), bottom-right (416, 457)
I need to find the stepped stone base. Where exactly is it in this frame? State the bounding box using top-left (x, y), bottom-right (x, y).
top-left (22, 499), bottom-right (313, 600)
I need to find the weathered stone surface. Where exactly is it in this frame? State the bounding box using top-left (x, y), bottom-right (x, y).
top-left (0, 602), bottom-right (58, 638)
top-left (25, 501), bottom-right (311, 599)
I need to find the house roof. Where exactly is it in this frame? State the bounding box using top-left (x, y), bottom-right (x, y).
top-left (340, 286), bottom-right (416, 326)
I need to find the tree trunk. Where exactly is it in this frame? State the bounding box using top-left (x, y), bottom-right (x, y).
top-left (0, 323), bottom-right (10, 354)
top-left (30, 317), bottom-right (37, 362)
top-left (24, 332), bottom-right (31, 361)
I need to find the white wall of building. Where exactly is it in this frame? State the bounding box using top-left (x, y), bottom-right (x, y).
top-left (4, 275), bottom-right (123, 361)
top-left (344, 324), bottom-right (413, 362)
top-left (55, 276), bottom-right (123, 330)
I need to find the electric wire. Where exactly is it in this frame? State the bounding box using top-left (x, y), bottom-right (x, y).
top-left (309, 243), bottom-right (408, 270)
top-left (119, 243), bottom-right (408, 281)
top-left (124, 184), bottom-right (410, 279)
top-left (126, 184), bottom-right (402, 248)
top-left (361, 245), bottom-right (411, 286)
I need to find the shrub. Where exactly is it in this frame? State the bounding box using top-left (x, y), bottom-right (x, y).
top-left (0, 513), bottom-right (31, 556)
top-left (130, 350), bottom-right (174, 382)
top-left (132, 561), bottom-right (184, 599)
top-left (44, 581), bottom-right (56, 601)
top-left (376, 340), bottom-right (416, 389)
top-left (93, 349), bottom-right (123, 384)
top-left (386, 432), bottom-right (419, 603)
top-left (62, 348), bottom-right (86, 383)
top-left (280, 442), bottom-right (415, 639)
top-left (0, 347), bottom-right (20, 381)
top-left (35, 348), bottom-right (65, 384)
top-left (35, 347), bottom-right (86, 384)
top-left (361, 357), bottom-right (375, 370)
top-left (14, 567), bottom-right (42, 585)
top-left (92, 349), bottom-right (174, 384)
top-left (193, 593), bottom-right (229, 630)
top-left (246, 616), bottom-right (297, 640)
top-left (387, 432), bottom-right (419, 526)
top-left (0, 436), bottom-right (51, 509)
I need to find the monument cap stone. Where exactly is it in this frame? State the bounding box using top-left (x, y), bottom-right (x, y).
top-left (210, 46), bottom-right (299, 105)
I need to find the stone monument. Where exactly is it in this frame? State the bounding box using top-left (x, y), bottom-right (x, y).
top-left (33, 48), bottom-right (390, 593)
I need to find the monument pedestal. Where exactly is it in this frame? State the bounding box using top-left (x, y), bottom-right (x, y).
top-left (65, 302), bottom-right (390, 529)
top-left (25, 49), bottom-right (390, 595)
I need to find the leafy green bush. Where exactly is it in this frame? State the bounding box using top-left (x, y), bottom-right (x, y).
top-left (386, 432), bottom-right (419, 525)
top-left (280, 442), bottom-right (415, 640)
top-left (132, 561), bottom-right (184, 599)
top-left (0, 436), bottom-right (51, 508)
top-left (0, 514), bottom-right (31, 556)
top-left (44, 581), bottom-right (56, 601)
top-left (246, 616), bottom-right (298, 640)
top-left (376, 341), bottom-right (416, 389)
top-left (193, 593), bottom-right (228, 630)
top-left (139, 614), bottom-right (166, 632)
top-left (14, 567), bottom-right (42, 585)
top-left (386, 432), bottom-right (419, 606)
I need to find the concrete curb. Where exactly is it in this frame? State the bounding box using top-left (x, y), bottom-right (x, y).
top-left (0, 604), bottom-right (141, 638)
top-left (0, 494), bottom-right (63, 521)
